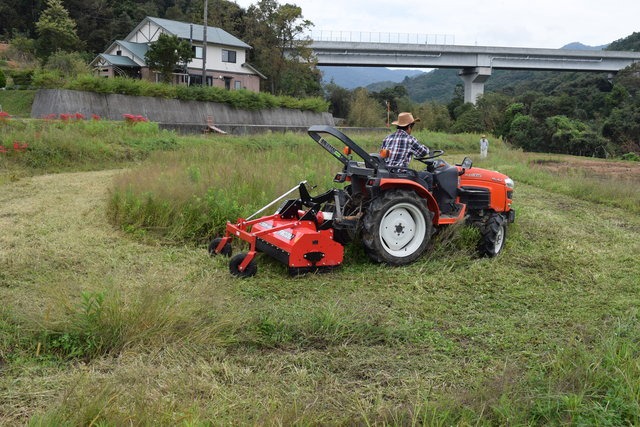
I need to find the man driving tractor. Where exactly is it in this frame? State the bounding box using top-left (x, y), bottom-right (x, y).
top-left (381, 112), bottom-right (433, 189)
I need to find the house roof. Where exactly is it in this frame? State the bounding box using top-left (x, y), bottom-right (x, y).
top-left (115, 40), bottom-right (149, 61)
top-left (93, 53), bottom-right (140, 67)
top-left (133, 16), bottom-right (252, 49)
top-left (242, 63), bottom-right (267, 80)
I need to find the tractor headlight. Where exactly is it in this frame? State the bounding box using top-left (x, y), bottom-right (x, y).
top-left (505, 177), bottom-right (514, 189)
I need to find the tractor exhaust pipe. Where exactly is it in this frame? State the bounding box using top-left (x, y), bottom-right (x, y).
top-left (246, 181), bottom-right (308, 221)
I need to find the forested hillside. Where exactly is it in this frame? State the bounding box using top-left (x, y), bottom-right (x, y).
top-left (0, 0), bottom-right (243, 54)
top-left (0, 0), bottom-right (322, 96)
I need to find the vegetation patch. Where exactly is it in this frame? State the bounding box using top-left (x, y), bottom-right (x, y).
top-left (0, 117), bottom-right (178, 181)
top-left (2, 125), bottom-right (640, 425)
top-left (62, 75), bottom-right (329, 113)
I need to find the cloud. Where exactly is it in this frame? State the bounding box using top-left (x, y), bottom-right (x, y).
top-left (233, 0), bottom-right (640, 48)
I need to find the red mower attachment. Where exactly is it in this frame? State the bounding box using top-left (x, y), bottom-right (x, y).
top-left (209, 181), bottom-right (345, 277)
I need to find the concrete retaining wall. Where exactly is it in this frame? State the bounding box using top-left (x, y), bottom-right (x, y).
top-left (31, 89), bottom-right (334, 133)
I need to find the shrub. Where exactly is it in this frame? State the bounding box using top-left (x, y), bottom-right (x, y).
top-left (9, 69), bottom-right (34, 87)
top-left (0, 69), bottom-right (6, 88)
top-left (31, 69), bottom-right (65, 88)
top-left (63, 75), bottom-right (329, 112)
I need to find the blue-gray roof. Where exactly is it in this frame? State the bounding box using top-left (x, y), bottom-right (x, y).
top-left (116, 41), bottom-right (149, 60)
top-left (97, 54), bottom-right (139, 67)
top-left (144, 17), bottom-right (252, 49)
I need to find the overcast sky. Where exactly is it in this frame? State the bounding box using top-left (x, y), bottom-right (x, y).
top-left (233, 0), bottom-right (639, 49)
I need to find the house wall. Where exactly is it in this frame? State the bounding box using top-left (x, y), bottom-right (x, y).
top-left (188, 44), bottom-right (247, 74)
top-left (95, 67), bottom-right (114, 78)
top-left (129, 21), bottom-right (164, 44)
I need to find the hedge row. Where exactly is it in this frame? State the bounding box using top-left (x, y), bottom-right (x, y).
top-left (64, 75), bottom-right (329, 113)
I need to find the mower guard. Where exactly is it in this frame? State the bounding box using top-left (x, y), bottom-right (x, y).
top-left (214, 183), bottom-right (344, 274)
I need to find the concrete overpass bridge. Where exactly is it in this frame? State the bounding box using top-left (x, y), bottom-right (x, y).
top-left (308, 39), bottom-right (640, 103)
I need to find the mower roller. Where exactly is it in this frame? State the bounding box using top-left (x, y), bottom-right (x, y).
top-left (210, 125), bottom-right (515, 277)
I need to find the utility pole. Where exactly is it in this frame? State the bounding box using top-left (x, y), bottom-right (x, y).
top-left (201, 0), bottom-right (208, 85)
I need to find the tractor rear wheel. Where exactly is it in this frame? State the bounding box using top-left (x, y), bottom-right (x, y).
top-left (477, 213), bottom-right (506, 257)
top-left (362, 189), bottom-right (433, 265)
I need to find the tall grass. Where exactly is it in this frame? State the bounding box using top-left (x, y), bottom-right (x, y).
top-left (106, 131), bottom-right (487, 243)
top-left (0, 118), bottom-right (177, 181)
top-left (107, 129), bottom-right (640, 245)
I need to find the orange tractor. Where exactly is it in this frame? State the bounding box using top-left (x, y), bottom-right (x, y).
top-left (210, 126), bottom-right (515, 277)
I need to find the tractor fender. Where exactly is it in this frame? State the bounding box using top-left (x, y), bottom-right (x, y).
top-left (378, 178), bottom-right (440, 224)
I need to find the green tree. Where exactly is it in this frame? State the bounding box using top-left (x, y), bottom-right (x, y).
top-left (144, 33), bottom-right (194, 83)
top-left (450, 104), bottom-right (484, 134)
top-left (415, 102), bottom-right (451, 132)
top-left (348, 88), bottom-right (384, 127)
top-left (0, 69), bottom-right (6, 89)
top-left (324, 81), bottom-right (351, 120)
top-left (602, 104), bottom-right (640, 154)
top-left (530, 95), bottom-right (575, 120)
top-left (545, 115), bottom-right (610, 157)
top-left (8, 35), bottom-right (37, 66)
top-left (45, 51), bottom-right (89, 77)
top-left (447, 84), bottom-right (465, 119)
top-left (243, 0), bottom-right (317, 95)
top-left (495, 102), bottom-right (526, 140)
top-left (476, 92), bottom-right (511, 133)
top-left (507, 114), bottom-right (544, 151)
top-left (35, 0), bottom-right (82, 61)
top-left (372, 85), bottom-right (410, 115)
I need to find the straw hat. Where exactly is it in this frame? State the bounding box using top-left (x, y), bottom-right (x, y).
top-left (392, 112), bottom-right (420, 127)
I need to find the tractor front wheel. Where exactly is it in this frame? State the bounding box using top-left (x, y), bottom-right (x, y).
top-left (477, 213), bottom-right (507, 257)
top-left (362, 190), bottom-right (433, 265)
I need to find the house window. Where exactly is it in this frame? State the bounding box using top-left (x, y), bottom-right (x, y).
top-left (222, 49), bottom-right (236, 63)
top-left (189, 74), bottom-right (202, 86)
top-left (116, 50), bottom-right (122, 56)
top-left (192, 46), bottom-right (203, 59)
top-left (234, 80), bottom-right (241, 90)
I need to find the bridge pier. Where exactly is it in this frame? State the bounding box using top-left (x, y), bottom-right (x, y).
top-left (458, 67), bottom-right (492, 104)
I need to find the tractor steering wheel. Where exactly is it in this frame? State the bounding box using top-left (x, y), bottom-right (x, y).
top-left (415, 150), bottom-right (444, 164)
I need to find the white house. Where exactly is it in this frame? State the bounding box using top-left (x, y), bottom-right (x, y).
top-left (91, 16), bottom-right (266, 92)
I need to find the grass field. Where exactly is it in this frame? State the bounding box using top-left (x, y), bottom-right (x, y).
top-left (1, 124), bottom-right (639, 425)
top-left (0, 90), bottom-right (35, 117)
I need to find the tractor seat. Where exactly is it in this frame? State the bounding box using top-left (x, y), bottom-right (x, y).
top-left (387, 167), bottom-right (432, 191)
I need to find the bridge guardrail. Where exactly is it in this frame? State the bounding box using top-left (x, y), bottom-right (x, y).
top-left (299, 30), bottom-right (456, 45)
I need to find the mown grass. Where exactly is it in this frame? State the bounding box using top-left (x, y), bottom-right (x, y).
top-left (1, 127), bottom-right (639, 425)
